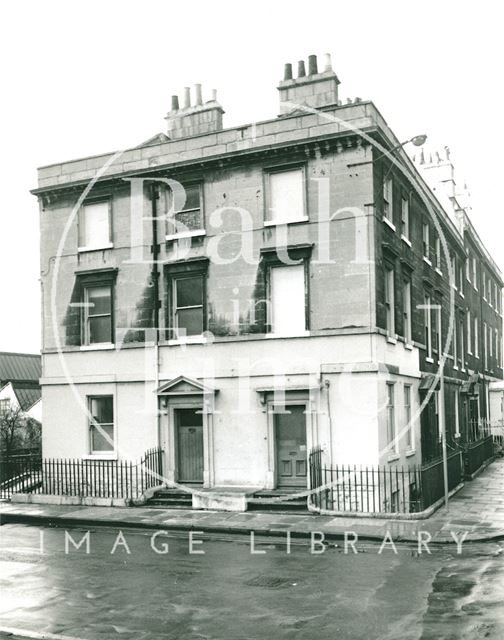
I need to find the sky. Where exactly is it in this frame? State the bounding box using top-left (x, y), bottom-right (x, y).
top-left (1, 0), bottom-right (503, 354)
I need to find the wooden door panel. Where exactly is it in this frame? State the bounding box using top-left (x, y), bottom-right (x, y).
top-left (176, 409), bottom-right (204, 484)
top-left (275, 405), bottom-right (307, 488)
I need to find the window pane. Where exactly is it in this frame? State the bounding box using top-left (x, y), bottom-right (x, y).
top-left (90, 397), bottom-right (113, 424)
top-left (269, 169), bottom-right (304, 222)
top-left (270, 264), bottom-right (305, 335)
top-left (82, 201), bottom-right (110, 247)
top-left (89, 316), bottom-right (112, 343)
top-left (91, 424), bottom-right (114, 452)
top-left (176, 276), bottom-right (203, 308)
top-left (176, 308), bottom-right (203, 336)
top-left (177, 408), bottom-right (203, 427)
top-left (184, 185), bottom-right (201, 210)
top-left (88, 286), bottom-right (111, 315)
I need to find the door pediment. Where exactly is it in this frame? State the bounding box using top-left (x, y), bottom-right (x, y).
top-left (156, 375), bottom-right (217, 396)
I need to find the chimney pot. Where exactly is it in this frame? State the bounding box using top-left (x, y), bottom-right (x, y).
top-left (308, 54), bottom-right (318, 75)
top-left (297, 60), bottom-right (306, 78)
top-left (323, 53), bottom-right (332, 72)
top-left (171, 95), bottom-right (179, 111)
top-left (183, 87), bottom-right (191, 109)
top-left (194, 83), bottom-right (203, 106)
top-left (211, 89), bottom-right (217, 101)
top-left (284, 63), bottom-right (293, 80)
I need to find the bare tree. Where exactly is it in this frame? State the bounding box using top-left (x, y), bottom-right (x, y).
top-left (0, 403), bottom-right (41, 458)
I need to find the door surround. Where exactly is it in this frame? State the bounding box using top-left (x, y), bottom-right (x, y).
top-left (157, 376), bottom-right (217, 489)
top-left (265, 397), bottom-right (317, 490)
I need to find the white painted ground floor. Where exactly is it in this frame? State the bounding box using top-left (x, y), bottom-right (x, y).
top-left (41, 334), bottom-right (426, 491)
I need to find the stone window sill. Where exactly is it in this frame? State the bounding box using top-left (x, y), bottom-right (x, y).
top-left (165, 229), bottom-right (206, 241)
top-left (382, 217), bottom-right (396, 232)
top-left (80, 343), bottom-right (115, 351)
top-left (78, 243), bottom-right (114, 253)
top-left (264, 216), bottom-right (309, 227)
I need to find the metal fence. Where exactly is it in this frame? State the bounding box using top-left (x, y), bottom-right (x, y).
top-left (420, 450), bottom-right (463, 507)
top-left (309, 447), bottom-right (464, 515)
top-left (463, 436), bottom-right (494, 477)
top-left (0, 448), bottom-right (163, 500)
top-left (0, 452), bottom-right (42, 497)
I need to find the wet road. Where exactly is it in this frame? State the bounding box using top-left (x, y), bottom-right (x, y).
top-left (0, 523), bottom-right (503, 640)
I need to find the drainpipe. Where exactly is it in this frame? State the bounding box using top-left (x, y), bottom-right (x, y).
top-left (150, 183), bottom-right (161, 446)
top-left (324, 379), bottom-right (334, 466)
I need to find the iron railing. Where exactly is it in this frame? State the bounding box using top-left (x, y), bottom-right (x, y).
top-left (463, 435), bottom-right (494, 477)
top-left (0, 447), bottom-right (163, 500)
top-left (420, 450), bottom-right (463, 507)
top-left (308, 446), bottom-right (464, 514)
top-left (0, 453), bottom-right (42, 497)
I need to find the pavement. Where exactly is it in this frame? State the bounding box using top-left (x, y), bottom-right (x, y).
top-left (1, 457), bottom-right (503, 545)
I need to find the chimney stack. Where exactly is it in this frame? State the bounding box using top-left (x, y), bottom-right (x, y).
top-left (278, 53), bottom-right (340, 116)
top-left (166, 85), bottom-right (224, 140)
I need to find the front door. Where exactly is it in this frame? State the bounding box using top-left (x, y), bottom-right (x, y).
top-left (176, 408), bottom-right (204, 484)
top-left (275, 405), bottom-right (307, 488)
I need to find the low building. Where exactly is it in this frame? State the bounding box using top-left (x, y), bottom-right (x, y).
top-left (0, 351), bottom-right (42, 422)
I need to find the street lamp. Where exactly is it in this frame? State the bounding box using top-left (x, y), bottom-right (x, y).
top-left (388, 134), bottom-right (428, 154)
top-left (376, 134), bottom-right (428, 163)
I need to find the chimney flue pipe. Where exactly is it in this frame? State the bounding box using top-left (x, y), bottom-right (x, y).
top-left (308, 54), bottom-right (318, 75)
top-left (194, 83), bottom-right (203, 106)
top-left (183, 87), bottom-right (191, 108)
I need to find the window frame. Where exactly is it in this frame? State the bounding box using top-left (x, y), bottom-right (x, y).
top-left (424, 292), bottom-right (432, 359)
top-left (386, 382), bottom-right (397, 454)
top-left (458, 314), bottom-right (465, 369)
top-left (467, 310), bottom-right (472, 354)
top-left (78, 197), bottom-right (113, 252)
top-left (422, 222), bottom-right (430, 262)
top-left (474, 315), bottom-right (479, 358)
top-left (88, 395), bottom-right (115, 455)
top-left (434, 236), bottom-right (442, 271)
top-left (165, 181), bottom-right (205, 241)
top-left (404, 384), bottom-right (413, 451)
top-left (402, 279), bottom-right (412, 344)
top-left (400, 196), bottom-right (410, 240)
top-left (82, 282), bottom-right (114, 347)
top-left (263, 164), bottom-right (308, 226)
top-left (384, 266), bottom-right (395, 339)
top-left (171, 273), bottom-right (206, 340)
top-left (383, 177), bottom-right (394, 223)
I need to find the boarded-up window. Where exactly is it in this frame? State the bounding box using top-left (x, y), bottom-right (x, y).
top-left (270, 264), bottom-right (305, 335)
top-left (267, 168), bottom-right (305, 224)
top-left (79, 200), bottom-right (111, 249)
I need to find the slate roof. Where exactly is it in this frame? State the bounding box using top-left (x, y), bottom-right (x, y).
top-left (0, 352), bottom-right (42, 412)
top-left (0, 352), bottom-right (41, 384)
top-left (11, 384), bottom-right (41, 412)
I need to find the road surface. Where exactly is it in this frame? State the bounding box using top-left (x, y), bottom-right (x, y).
top-left (0, 523), bottom-right (503, 639)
